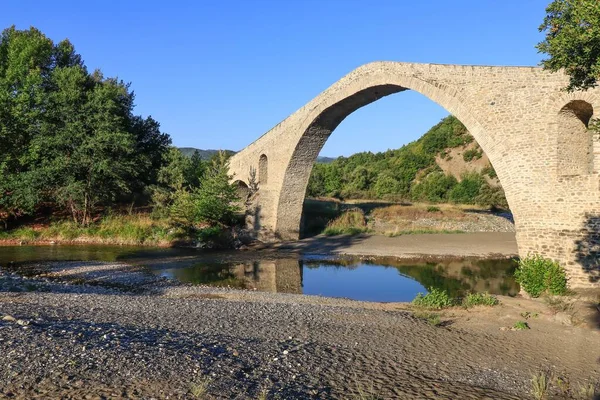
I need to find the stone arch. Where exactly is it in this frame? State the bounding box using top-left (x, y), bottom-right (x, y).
top-left (273, 70), bottom-right (501, 239)
top-left (557, 100), bottom-right (594, 176)
top-left (259, 154), bottom-right (268, 185)
top-left (233, 180), bottom-right (250, 203)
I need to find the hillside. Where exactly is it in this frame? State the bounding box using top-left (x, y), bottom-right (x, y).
top-left (307, 116), bottom-right (507, 209)
top-left (178, 148), bottom-right (335, 163)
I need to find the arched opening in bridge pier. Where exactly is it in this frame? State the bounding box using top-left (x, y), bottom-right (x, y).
top-left (557, 100), bottom-right (594, 176)
top-left (276, 84), bottom-right (510, 240)
top-left (258, 154), bottom-right (268, 185)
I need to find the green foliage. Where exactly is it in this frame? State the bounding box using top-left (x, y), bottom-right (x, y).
top-left (462, 148), bottom-right (483, 162)
top-left (514, 255), bottom-right (568, 297)
top-left (474, 184), bottom-right (509, 209)
top-left (462, 292), bottom-right (499, 308)
top-left (0, 26), bottom-right (170, 226)
top-left (169, 152), bottom-right (240, 229)
top-left (426, 206), bottom-right (441, 212)
top-left (481, 164), bottom-right (497, 179)
top-left (513, 321), bottom-right (530, 330)
top-left (412, 288), bottom-right (454, 309)
top-left (448, 172), bottom-right (485, 204)
top-left (413, 311), bottom-right (442, 326)
top-left (0, 214), bottom-right (178, 245)
top-left (323, 209), bottom-right (367, 236)
top-left (537, 0), bottom-right (600, 91)
top-left (306, 116), bottom-right (507, 207)
top-left (411, 172), bottom-right (457, 203)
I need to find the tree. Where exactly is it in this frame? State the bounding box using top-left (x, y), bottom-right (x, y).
top-left (0, 26), bottom-right (171, 225)
top-left (169, 151), bottom-right (239, 228)
top-left (537, 0), bottom-right (600, 91)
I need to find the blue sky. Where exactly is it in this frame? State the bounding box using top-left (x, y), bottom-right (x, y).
top-left (3, 1), bottom-right (550, 156)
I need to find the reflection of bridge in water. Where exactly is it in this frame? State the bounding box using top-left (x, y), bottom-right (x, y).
top-left (230, 259), bottom-right (303, 294)
top-left (157, 255), bottom-right (518, 299)
top-left (228, 257), bottom-right (519, 298)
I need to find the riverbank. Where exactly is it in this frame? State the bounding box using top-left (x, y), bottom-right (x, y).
top-left (1, 260), bottom-right (598, 399)
top-left (268, 232), bottom-right (519, 259)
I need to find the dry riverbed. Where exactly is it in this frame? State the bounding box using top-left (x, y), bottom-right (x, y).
top-left (0, 259), bottom-right (599, 399)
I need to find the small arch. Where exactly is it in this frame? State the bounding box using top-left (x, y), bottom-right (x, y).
top-left (558, 100), bottom-right (594, 176)
top-left (233, 180), bottom-right (250, 202)
top-left (259, 154), bottom-right (268, 184)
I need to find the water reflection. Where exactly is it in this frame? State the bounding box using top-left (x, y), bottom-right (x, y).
top-left (0, 246), bottom-right (518, 302)
top-left (149, 257), bottom-right (518, 302)
top-left (156, 259), bottom-right (304, 294)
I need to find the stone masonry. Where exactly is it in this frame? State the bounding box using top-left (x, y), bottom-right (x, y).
top-left (228, 62), bottom-right (600, 288)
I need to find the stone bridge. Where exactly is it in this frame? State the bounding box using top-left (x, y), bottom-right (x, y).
top-left (228, 62), bottom-right (600, 287)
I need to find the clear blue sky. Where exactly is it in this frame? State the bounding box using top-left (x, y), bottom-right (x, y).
top-left (3, 1), bottom-right (550, 157)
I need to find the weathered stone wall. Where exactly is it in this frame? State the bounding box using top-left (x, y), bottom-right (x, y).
top-left (228, 62), bottom-right (600, 287)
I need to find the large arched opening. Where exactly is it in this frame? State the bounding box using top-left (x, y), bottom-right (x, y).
top-left (273, 78), bottom-right (505, 240)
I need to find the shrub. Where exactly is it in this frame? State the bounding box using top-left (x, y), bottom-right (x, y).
top-left (463, 148), bottom-right (483, 162)
top-left (413, 311), bottom-right (442, 326)
top-left (514, 255), bottom-right (568, 297)
top-left (412, 288), bottom-right (453, 309)
top-left (427, 206), bottom-right (441, 212)
top-left (513, 321), bottom-right (530, 330)
top-left (323, 209), bottom-right (367, 236)
top-left (448, 172), bottom-right (485, 204)
top-left (410, 172), bottom-right (457, 203)
top-left (462, 292), bottom-right (499, 308)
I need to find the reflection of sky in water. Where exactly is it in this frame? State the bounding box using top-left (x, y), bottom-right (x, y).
top-left (303, 264), bottom-right (426, 302)
top-left (1, 245), bottom-right (518, 303)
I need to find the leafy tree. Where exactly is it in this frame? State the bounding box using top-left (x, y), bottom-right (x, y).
top-left (169, 151), bottom-right (239, 228)
top-left (449, 172), bottom-right (485, 204)
top-left (411, 172), bottom-right (457, 203)
top-left (0, 26), bottom-right (170, 225)
top-left (537, 0), bottom-right (600, 91)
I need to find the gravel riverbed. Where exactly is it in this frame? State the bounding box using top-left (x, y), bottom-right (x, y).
top-left (0, 261), bottom-right (598, 399)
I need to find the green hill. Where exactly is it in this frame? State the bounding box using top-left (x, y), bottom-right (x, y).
top-left (307, 116), bottom-right (507, 209)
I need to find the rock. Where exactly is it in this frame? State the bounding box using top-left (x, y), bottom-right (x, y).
top-left (2, 315), bottom-right (16, 322)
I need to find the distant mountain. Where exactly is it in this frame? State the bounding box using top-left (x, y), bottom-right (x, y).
top-left (316, 156), bottom-right (336, 164)
top-left (178, 147), bottom-right (335, 163)
top-left (178, 148), bottom-right (235, 160)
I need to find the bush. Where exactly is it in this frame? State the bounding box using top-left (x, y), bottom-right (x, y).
top-left (514, 255), bottom-right (568, 297)
top-left (410, 172), bottom-right (457, 203)
top-left (462, 292), bottom-right (499, 308)
top-left (449, 172), bottom-right (485, 204)
top-left (463, 148), bottom-right (483, 162)
top-left (427, 206), bottom-right (441, 212)
top-left (513, 321), bottom-right (530, 330)
top-left (412, 288), bottom-right (454, 309)
top-left (323, 209), bottom-right (367, 236)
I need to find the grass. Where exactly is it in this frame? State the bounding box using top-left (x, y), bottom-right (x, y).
top-left (413, 311), bottom-right (442, 326)
top-left (577, 383), bottom-right (598, 399)
top-left (323, 209), bottom-right (368, 236)
top-left (190, 377), bottom-right (211, 398)
top-left (412, 288), bottom-right (454, 309)
top-left (351, 377), bottom-right (384, 400)
top-left (461, 292), bottom-right (499, 308)
top-left (544, 296), bottom-right (574, 314)
top-left (385, 229), bottom-right (465, 237)
top-left (513, 321), bottom-right (530, 330)
top-left (531, 371), bottom-right (551, 400)
top-left (0, 213), bottom-right (187, 246)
